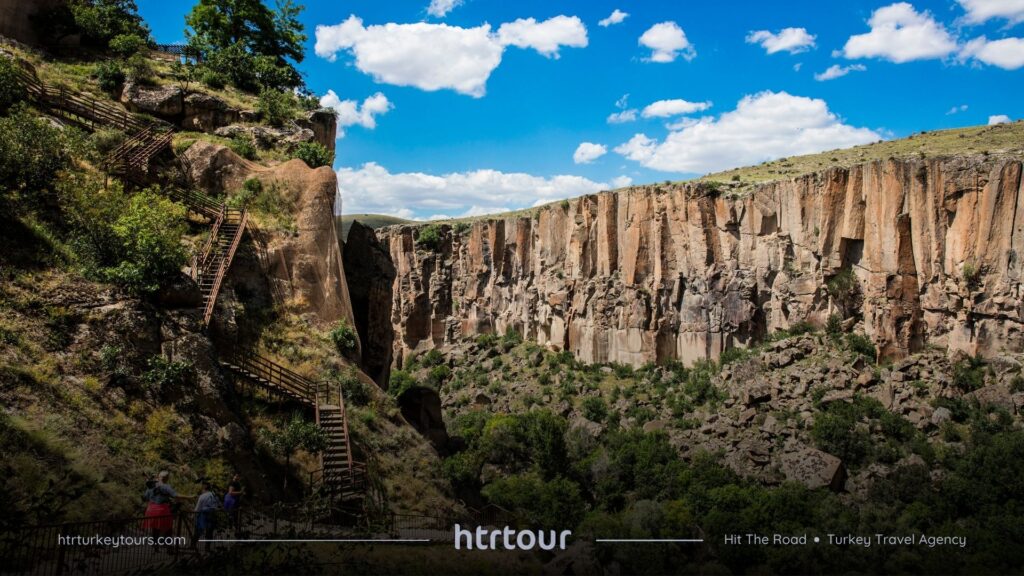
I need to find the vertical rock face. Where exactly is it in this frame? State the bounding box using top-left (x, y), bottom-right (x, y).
top-left (343, 221), bottom-right (396, 386)
top-left (379, 156), bottom-right (1024, 368)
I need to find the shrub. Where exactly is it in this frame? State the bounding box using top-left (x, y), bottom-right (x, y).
top-left (89, 128), bottom-right (126, 160)
top-left (330, 320), bottom-right (358, 356)
top-left (257, 88), bottom-right (295, 127)
top-left (417, 224), bottom-right (444, 251)
top-left (123, 53), bottom-right (152, 82)
top-left (291, 141), bottom-right (332, 168)
top-left (962, 261), bottom-right (981, 290)
top-left (825, 313), bottom-right (843, 337)
top-left (428, 365), bottom-right (452, 388)
top-left (481, 473), bottom-right (585, 530)
top-left (582, 396), bottom-right (608, 423)
top-left (141, 356), bottom-right (193, 394)
top-left (199, 69), bottom-right (227, 90)
top-left (103, 191), bottom-right (188, 295)
top-left (0, 108), bottom-right (76, 211)
top-left (108, 33), bottom-right (146, 56)
top-left (719, 346), bottom-right (753, 366)
top-left (421, 349), bottom-right (445, 367)
top-left (0, 57), bottom-right (25, 114)
top-left (333, 368), bottom-right (370, 406)
top-left (952, 356), bottom-right (985, 392)
top-left (229, 136), bottom-right (257, 160)
top-left (684, 359), bottom-right (722, 406)
top-left (845, 333), bottom-right (876, 362)
top-left (811, 402), bottom-right (872, 466)
top-left (388, 369), bottom-right (417, 398)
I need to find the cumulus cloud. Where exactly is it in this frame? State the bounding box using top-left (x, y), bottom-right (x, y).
top-left (960, 36), bottom-right (1024, 69)
top-left (746, 27), bottom-right (817, 54)
top-left (426, 0), bottom-right (462, 18)
top-left (842, 2), bottom-right (958, 63)
top-left (599, 9), bottom-right (629, 27)
top-left (614, 91), bottom-right (881, 174)
top-left (336, 163), bottom-right (611, 219)
top-left (639, 22), bottom-right (696, 62)
top-left (946, 104), bottom-right (969, 114)
top-left (496, 16), bottom-right (588, 58)
top-left (610, 175), bottom-right (633, 188)
top-left (573, 142), bottom-right (607, 164)
top-left (314, 15), bottom-right (587, 97)
top-left (319, 90), bottom-right (393, 138)
top-left (989, 114), bottom-right (1012, 124)
top-left (957, 0), bottom-right (1024, 24)
top-left (814, 63), bottom-right (867, 81)
top-left (641, 99), bottom-right (712, 118)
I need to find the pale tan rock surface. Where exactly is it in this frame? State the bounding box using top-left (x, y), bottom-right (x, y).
top-left (380, 156), bottom-right (1024, 367)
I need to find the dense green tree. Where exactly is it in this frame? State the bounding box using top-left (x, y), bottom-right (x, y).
top-left (32, 0), bottom-right (150, 50)
top-left (260, 413), bottom-right (327, 490)
top-left (185, 0), bottom-right (306, 91)
top-left (103, 191), bottom-right (187, 295)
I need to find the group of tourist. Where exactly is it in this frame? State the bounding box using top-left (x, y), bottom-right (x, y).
top-left (141, 470), bottom-right (246, 549)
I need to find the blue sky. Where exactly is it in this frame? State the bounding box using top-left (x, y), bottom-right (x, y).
top-left (138, 0), bottom-right (1024, 220)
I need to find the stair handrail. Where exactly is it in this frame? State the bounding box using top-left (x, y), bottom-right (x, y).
top-left (190, 205), bottom-right (225, 280)
top-left (201, 210), bottom-right (247, 325)
top-left (338, 386), bottom-right (354, 470)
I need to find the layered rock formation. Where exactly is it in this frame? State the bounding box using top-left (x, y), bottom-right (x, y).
top-left (378, 155), bottom-right (1024, 367)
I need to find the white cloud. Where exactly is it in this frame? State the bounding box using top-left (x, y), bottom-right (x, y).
top-left (842, 2), bottom-right (958, 63)
top-left (814, 63), bottom-right (867, 81)
top-left (793, 62), bottom-right (803, 71)
top-left (573, 142), bottom-right (607, 164)
top-left (599, 9), bottom-right (629, 27)
top-left (989, 114), bottom-right (1012, 124)
top-left (614, 91), bottom-right (881, 174)
top-left (319, 90), bottom-right (393, 138)
top-left (610, 175), bottom-right (633, 188)
top-left (496, 16), bottom-right (588, 58)
top-left (607, 94), bottom-right (638, 123)
top-left (336, 163), bottom-right (611, 219)
top-left (641, 99), bottom-right (712, 118)
top-left (746, 27), bottom-right (817, 54)
top-left (960, 36), bottom-right (1024, 69)
top-left (639, 21), bottom-right (696, 62)
top-left (607, 110), bottom-right (638, 123)
top-left (946, 104), bottom-right (969, 114)
top-left (314, 15), bottom-right (587, 97)
top-left (957, 0), bottom-right (1024, 24)
top-left (426, 0), bottom-right (462, 18)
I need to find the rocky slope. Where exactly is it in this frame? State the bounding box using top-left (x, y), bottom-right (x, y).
top-left (378, 155), bottom-right (1024, 368)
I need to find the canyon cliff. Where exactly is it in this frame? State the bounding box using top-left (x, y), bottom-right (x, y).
top-left (377, 155), bottom-right (1024, 368)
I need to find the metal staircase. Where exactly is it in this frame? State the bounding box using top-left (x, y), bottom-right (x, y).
top-left (221, 351), bottom-right (367, 500)
top-left (190, 205), bottom-right (247, 326)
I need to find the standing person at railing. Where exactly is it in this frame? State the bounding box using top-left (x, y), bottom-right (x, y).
top-left (223, 473), bottom-right (245, 537)
top-left (142, 470), bottom-right (191, 549)
top-left (194, 479), bottom-right (220, 551)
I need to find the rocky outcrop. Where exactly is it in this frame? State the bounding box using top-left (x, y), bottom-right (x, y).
top-left (380, 155), bottom-right (1024, 367)
top-left (183, 141), bottom-right (355, 328)
top-left (343, 221), bottom-right (396, 386)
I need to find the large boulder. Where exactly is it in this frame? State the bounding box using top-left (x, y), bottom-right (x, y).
top-left (182, 92), bottom-right (239, 132)
top-left (296, 109), bottom-right (337, 153)
top-left (779, 446), bottom-right (847, 491)
top-left (180, 140), bottom-right (254, 195)
top-left (121, 80), bottom-right (183, 117)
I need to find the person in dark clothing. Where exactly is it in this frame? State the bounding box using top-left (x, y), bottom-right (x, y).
top-left (223, 473), bottom-right (245, 536)
top-left (194, 479), bottom-right (220, 551)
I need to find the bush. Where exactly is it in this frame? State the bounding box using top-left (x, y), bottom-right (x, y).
top-left (417, 224), bottom-right (444, 251)
top-left (388, 369), bottom-right (417, 398)
top-left (811, 402), bottom-right (872, 466)
top-left (88, 128), bottom-right (126, 160)
top-left (330, 320), bottom-right (358, 356)
top-left (582, 396), bottom-right (608, 423)
top-left (141, 355), bottom-right (193, 394)
top-left (94, 60), bottom-right (125, 92)
top-left (428, 365), bottom-right (452, 388)
top-left (0, 108), bottom-right (77, 213)
top-left (952, 356), bottom-right (985, 392)
top-left (103, 190), bottom-right (188, 295)
top-left (257, 88), bottom-right (296, 127)
top-left (962, 261), bottom-right (981, 290)
top-left (333, 368), bottom-right (370, 406)
top-left (845, 333), bottom-right (876, 362)
top-left (481, 473), bottom-right (585, 530)
top-left (123, 53), bottom-right (152, 83)
top-left (108, 33), bottom-right (146, 56)
top-left (291, 141), bottom-right (332, 168)
top-left (0, 57), bottom-right (25, 114)
top-left (199, 69), bottom-right (227, 90)
top-left (229, 136), bottom-right (257, 160)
